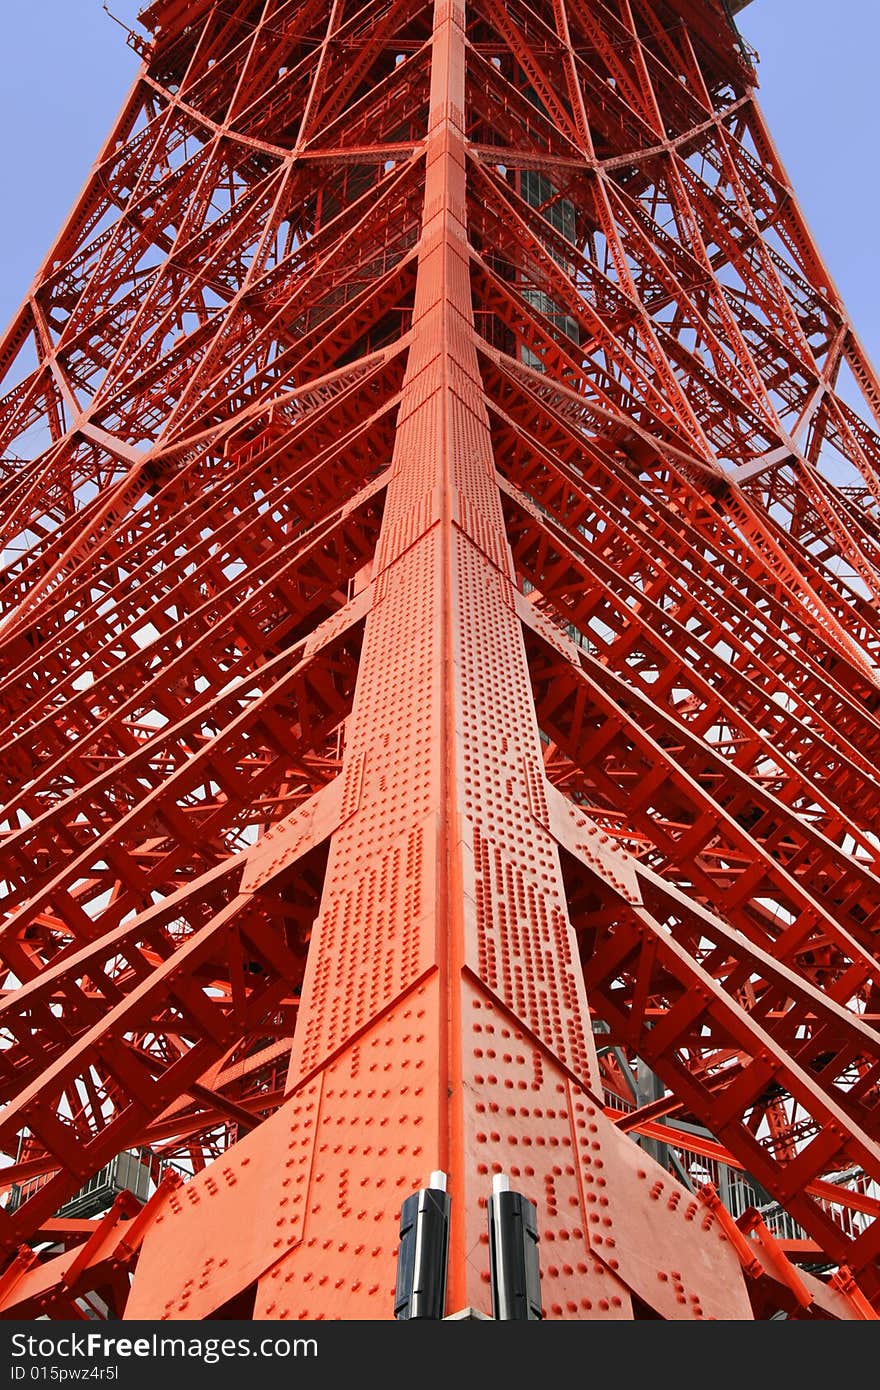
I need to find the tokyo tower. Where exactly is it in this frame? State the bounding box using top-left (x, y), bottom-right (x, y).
top-left (0, 0), bottom-right (879, 1321)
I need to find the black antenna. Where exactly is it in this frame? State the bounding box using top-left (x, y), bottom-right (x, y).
top-left (394, 1171), bottom-right (451, 1320)
top-left (488, 1174), bottom-right (542, 1320)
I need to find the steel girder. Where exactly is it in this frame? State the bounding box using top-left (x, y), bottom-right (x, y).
top-left (0, 0), bottom-right (878, 1320)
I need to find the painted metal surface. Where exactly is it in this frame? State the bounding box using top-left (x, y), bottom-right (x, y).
top-left (0, 0), bottom-right (878, 1319)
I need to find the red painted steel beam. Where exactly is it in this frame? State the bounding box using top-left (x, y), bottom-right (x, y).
top-left (0, 0), bottom-right (878, 1321)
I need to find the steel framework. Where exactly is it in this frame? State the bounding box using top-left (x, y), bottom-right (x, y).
top-left (0, 0), bottom-right (879, 1321)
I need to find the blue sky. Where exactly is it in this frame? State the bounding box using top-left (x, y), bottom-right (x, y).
top-left (0, 0), bottom-right (877, 369)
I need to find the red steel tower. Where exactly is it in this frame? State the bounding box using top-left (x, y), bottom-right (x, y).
top-left (0, 0), bottom-right (879, 1321)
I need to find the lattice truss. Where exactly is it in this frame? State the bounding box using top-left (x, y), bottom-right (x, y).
top-left (0, 0), bottom-right (879, 1320)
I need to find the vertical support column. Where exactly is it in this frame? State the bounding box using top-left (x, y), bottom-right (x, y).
top-left (257, 0), bottom-right (604, 1318)
top-left (123, 0), bottom-right (752, 1325)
